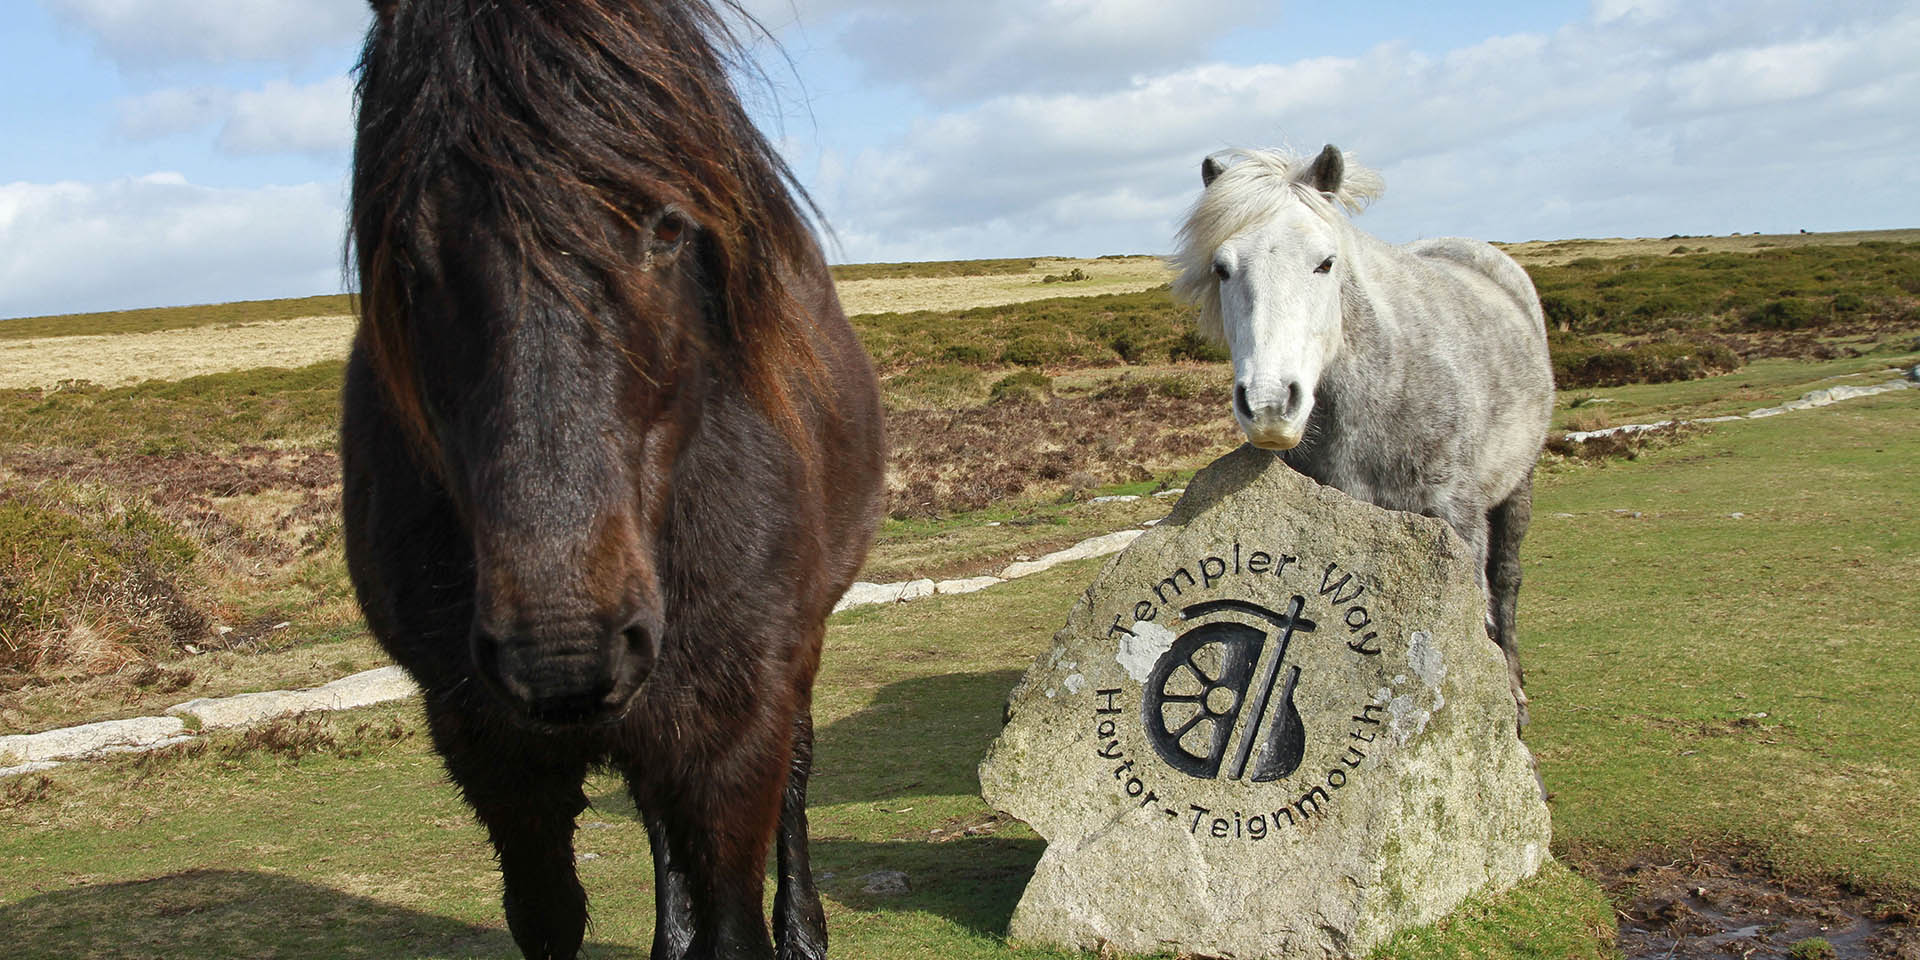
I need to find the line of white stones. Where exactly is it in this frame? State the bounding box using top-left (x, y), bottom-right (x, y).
top-left (1560, 374), bottom-right (1914, 444)
top-left (0, 666), bottom-right (421, 779)
top-left (1, 490), bottom-right (1191, 779)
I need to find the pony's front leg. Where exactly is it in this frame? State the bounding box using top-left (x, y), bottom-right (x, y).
top-left (663, 733), bottom-right (791, 960)
top-left (641, 809), bottom-right (695, 960)
top-left (432, 711), bottom-right (591, 960)
top-left (773, 708), bottom-right (827, 960)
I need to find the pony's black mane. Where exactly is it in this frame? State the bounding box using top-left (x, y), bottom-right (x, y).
top-left (351, 0), bottom-right (821, 449)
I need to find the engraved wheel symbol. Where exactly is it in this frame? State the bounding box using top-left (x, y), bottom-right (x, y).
top-left (1141, 597), bottom-right (1317, 782)
top-left (1142, 621), bottom-right (1264, 779)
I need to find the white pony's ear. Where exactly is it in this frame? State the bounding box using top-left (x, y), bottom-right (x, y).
top-left (1305, 144), bottom-right (1344, 196)
top-left (1201, 155), bottom-right (1225, 187)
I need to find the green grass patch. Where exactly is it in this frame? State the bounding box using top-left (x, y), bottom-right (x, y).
top-left (1547, 351), bottom-right (1918, 431)
top-left (1368, 861), bottom-right (1615, 960)
top-left (1529, 393), bottom-right (1920, 889)
top-left (1, 294), bottom-right (355, 341)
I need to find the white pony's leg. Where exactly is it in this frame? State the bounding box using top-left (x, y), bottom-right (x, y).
top-left (1441, 499), bottom-right (1532, 730)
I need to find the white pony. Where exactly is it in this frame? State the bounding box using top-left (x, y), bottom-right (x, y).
top-left (1173, 145), bottom-right (1554, 728)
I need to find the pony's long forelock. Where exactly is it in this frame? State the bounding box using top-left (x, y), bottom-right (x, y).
top-left (350, 0), bottom-right (825, 460)
top-left (1171, 147), bottom-right (1386, 342)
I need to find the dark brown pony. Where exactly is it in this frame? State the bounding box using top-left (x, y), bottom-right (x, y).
top-left (342, 2), bottom-right (884, 958)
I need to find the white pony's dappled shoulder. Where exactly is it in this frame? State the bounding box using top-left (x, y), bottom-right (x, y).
top-left (1171, 146), bottom-right (1385, 342)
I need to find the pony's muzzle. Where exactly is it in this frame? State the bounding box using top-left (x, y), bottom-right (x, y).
top-left (1235, 380), bottom-right (1308, 450)
top-left (471, 614), bottom-right (660, 726)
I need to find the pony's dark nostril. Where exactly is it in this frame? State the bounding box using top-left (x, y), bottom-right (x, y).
top-left (623, 624), bottom-right (656, 660)
top-left (1234, 384), bottom-right (1254, 421)
top-left (1285, 382), bottom-right (1303, 417)
top-left (471, 626), bottom-right (527, 701)
top-left (604, 621), bottom-right (659, 706)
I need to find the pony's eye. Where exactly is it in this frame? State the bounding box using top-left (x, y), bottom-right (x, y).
top-left (652, 211), bottom-right (687, 249)
top-left (1314, 256), bottom-right (1335, 275)
top-left (1213, 262), bottom-right (1231, 281)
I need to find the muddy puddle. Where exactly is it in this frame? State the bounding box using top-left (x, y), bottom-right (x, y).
top-left (1594, 855), bottom-right (1917, 959)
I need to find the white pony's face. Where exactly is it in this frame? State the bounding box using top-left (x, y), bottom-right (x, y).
top-left (1212, 200), bottom-right (1342, 451)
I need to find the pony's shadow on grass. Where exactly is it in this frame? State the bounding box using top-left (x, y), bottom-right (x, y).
top-left (0, 868), bottom-right (640, 960)
top-left (811, 835), bottom-right (1045, 941)
top-left (810, 668), bottom-right (1025, 806)
top-left (808, 669), bottom-right (1044, 940)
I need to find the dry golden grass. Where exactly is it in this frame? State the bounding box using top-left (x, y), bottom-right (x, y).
top-left (1497, 227), bottom-right (1920, 266)
top-left (833, 256), bottom-right (1172, 315)
top-left (2, 259), bottom-right (1174, 389)
top-left (0, 315), bottom-right (356, 390)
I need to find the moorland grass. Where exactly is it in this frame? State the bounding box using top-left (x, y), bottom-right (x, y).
top-left (0, 362), bottom-right (345, 455)
top-left (3, 389), bottom-right (1917, 957)
top-left (0, 295), bottom-right (355, 341)
top-left (1531, 241), bottom-right (1920, 336)
top-left (0, 483), bottom-right (207, 670)
top-left (853, 287), bottom-right (1222, 372)
top-left (1547, 351), bottom-right (1919, 432)
top-left (831, 258), bottom-right (1038, 282)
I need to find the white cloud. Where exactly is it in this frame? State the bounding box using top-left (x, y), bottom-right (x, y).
top-left (113, 78), bottom-right (352, 157)
top-left (809, 1), bottom-right (1920, 260)
top-left (836, 0), bottom-right (1264, 104)
top-left (115, 86), bottom-right (232, 140)
top-left (742, 0), bottom-right (1265, 105)
top-left (46, 0), bottom-right (368, 66)
top-left (0, 173), bottom-right (347, 318)
top-left (218, 77), bottom-right (355, 156)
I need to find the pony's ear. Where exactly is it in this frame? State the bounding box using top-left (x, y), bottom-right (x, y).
top-left (1201, 156), bottom-right (1225, 187)
top-left (368, 0), bottom-right (399, 24)
top-left (1306, 144), bottom-right (1344, 195)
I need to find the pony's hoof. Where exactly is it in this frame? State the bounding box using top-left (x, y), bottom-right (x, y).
top-left (776, 935), bottom-right (827, 960)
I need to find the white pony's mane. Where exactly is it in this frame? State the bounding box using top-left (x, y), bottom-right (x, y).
top-left (1171, 147), bottom-right (1386, 342)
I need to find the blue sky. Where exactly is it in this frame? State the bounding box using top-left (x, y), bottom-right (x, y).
top-left (3, 0), bottom-right (1917, 318)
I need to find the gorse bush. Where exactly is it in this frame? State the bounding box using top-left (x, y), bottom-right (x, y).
top-left (1549, 333), bottom-right (1741, 388)
top-left (987, 370), bottom-right (1053, 405)
top-left (1531, 242), bottom-right (1920, 335)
